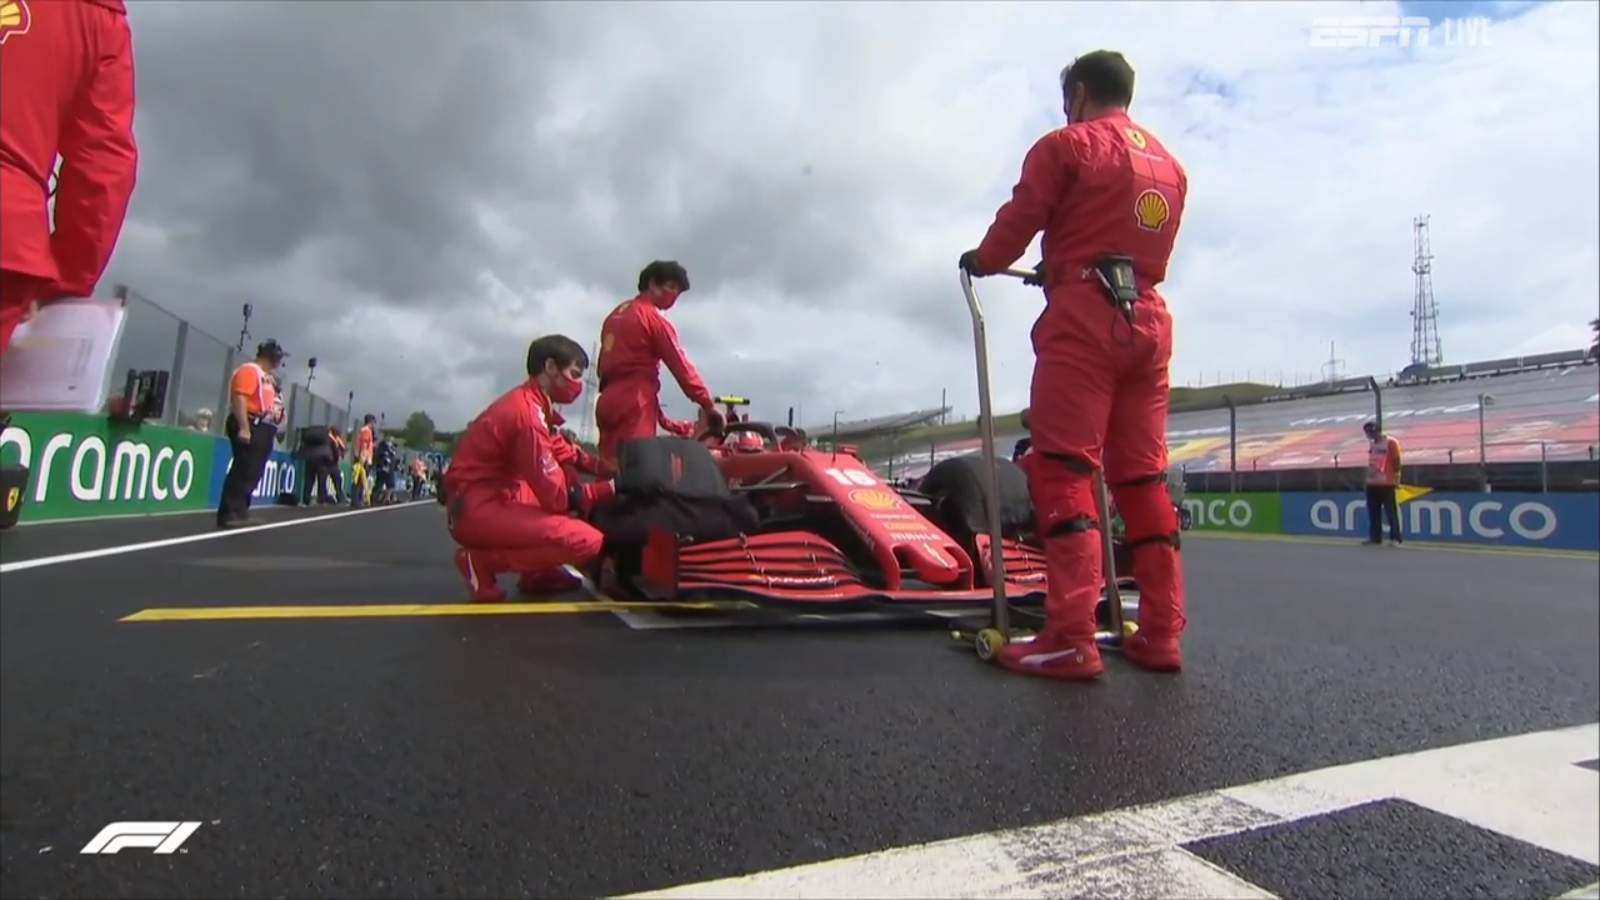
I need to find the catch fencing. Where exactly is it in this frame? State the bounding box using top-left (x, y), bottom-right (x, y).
top-left (110, 285), bottom-right (354, 442)
top-left (1176, 372), bottom-right (1599, 493)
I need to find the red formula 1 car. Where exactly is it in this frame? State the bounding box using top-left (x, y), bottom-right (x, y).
top-left (589, 421), bottom-right (1135, 621)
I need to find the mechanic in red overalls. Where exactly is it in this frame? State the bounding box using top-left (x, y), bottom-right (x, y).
top-left (0, 0), bottom-right (138, 354)
top-left (445, 335), bottom-right (618, 601)
top-left (960, 50), bottom-right (1189, 680)
top-left (594, 261), bottom-right (715, 475)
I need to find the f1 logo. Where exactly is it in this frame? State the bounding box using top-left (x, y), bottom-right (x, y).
top-left (81, 821), bottom-right (202, 855)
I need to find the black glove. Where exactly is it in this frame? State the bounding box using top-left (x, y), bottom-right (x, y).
top-left (958, 249), bottom-right (986, 276)
top-left (1021, 262), bottom-right (1046, 287)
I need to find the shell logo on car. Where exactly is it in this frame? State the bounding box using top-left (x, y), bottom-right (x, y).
top-left (848, 489), bottom-right (902, 511)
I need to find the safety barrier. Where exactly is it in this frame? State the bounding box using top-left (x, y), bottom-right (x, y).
top-left (0, 286), bottom-right (445, 527)
top-left (1181, 490), bottom-right (1600, 552)
top-left (1180, 449), bottom-right (1600, 494)
top-left (0, 412), bottom-right (426, 526)
top-left (0, 412), bottom-right (215, 522)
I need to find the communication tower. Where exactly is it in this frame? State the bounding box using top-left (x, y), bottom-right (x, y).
top-left (577, 341), bottom-right (601, 443)
top-left (1320, 341), bottom-right (1346, 384)
top-left (1409, 215), bottom-right (1443, 367)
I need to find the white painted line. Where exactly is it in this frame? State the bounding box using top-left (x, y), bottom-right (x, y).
top-left (0, 502), bottom-right (430, 574)
top-left (1220, 720), bottom-right (1600, 866)
top-left (617, 723), bottom-right (1600, 899)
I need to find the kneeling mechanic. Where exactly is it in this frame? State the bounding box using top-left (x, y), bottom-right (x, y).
top-left (444, 335), bottom-right (617, 601)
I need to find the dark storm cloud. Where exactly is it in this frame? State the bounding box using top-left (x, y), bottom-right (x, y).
top-left (126, 3), bottom-right (562, 303)
top-left (109, 2), bottom-right (990, 426)
top-left (125, 2), bottom-right (907, 306)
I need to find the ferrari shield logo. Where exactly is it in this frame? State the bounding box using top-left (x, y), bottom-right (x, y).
top-left (1124, 128), bottom-right (1147, 150)
top-left (5, 487), bottom-right (19, 512)
top-left (1134, 189), bottom-right (1170, 231)
top-left (0, 0), bottom-right (31, 44)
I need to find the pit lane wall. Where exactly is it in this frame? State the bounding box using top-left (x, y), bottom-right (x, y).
top-left (1, 412), bottom-right (216, 523)
top-left (1276, 490), bottom-right (1599, 551)
top-left (0, 412), bottom-right (341, 525)
top-left (1182, 490), bottom-right (1598, 551)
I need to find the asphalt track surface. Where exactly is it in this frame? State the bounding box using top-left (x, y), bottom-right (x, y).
top-left (2, 503), bottom-right (1597, 899)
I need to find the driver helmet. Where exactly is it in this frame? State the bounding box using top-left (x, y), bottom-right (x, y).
top-left (723, 431), bottom-right (764, 452)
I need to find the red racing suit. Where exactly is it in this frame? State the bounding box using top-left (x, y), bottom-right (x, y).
top-left (594, 294), bottom-right (713, 473)
top-left (445, 380), bottom-right (615, 578)
top-left (0, 0), bottom-right (138, 353)
top-left (657, 410), bottom-right (696, 438)
top-left (975, 110), bottom-right (1189, 670)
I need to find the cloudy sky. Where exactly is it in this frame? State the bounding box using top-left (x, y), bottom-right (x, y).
top-left (104, 0), bottom-right (1598, 432)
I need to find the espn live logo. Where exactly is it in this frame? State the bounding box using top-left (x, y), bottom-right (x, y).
top-left (81, 821), bottom-right (202, 855)
top-left (1309, 16), bottom-right (1492, 48)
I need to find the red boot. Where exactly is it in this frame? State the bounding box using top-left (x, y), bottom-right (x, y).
top-left (1125, 539), bottom-right (1186, 672)
top-left (454, 548), bottom-right (507, 602)
top-left (1008, 460), bottom-right (1107, 681)
top-left (1123, 631), bottom-right (1182, 672)
top-left (516, 566), bottom-right (584, 597)
top-left (998, 627), bottom-right (1105, 680)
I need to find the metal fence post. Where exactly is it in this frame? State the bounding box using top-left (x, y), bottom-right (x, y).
top-left (1224, 394), bottom-right (1238, 493)
top-left (217, 347), bottom-right (237, 434)
top-left (168, 321), bottom-right (190, 426)
top-left (1368, 376), bottom-right (1383, 431)
top-left (286, 383), bottom-right (302, 438)
top-left (1540, 442), bottom-right (1549, 493)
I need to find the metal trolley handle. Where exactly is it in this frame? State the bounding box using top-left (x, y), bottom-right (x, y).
top-left (958, 268), bottom-right (1036, 637)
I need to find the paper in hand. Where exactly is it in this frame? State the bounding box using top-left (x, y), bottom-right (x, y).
top-left (0, 299), bottom-right (128, 414)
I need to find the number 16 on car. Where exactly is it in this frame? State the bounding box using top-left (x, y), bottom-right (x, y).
top-left (822, 467), bottom-right (877, 486)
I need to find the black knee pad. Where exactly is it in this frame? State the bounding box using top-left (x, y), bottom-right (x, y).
top-left (1110, 471), bottom-right (1166, 488)
top-left (1045, 512), bottom-right (1099, 539)
top-left (1039, 450), bottom-right (1098, 475)
top-left (1124, 530), bottom-right (1181, 552)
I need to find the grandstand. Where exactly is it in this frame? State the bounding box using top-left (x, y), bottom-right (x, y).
top-left (866, 349), bottom-right (1600, 487)
top-left (1393, 348), bottom-right (1594, 384)
top-left (803, 407), bottom-right (950, 443)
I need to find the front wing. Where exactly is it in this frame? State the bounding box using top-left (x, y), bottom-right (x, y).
top-left (632, 528), bottom-right (1048, 613)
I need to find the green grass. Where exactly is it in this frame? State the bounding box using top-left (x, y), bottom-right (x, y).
top-left (886, 382), bottom-right (1281, 445)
